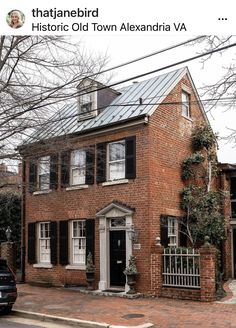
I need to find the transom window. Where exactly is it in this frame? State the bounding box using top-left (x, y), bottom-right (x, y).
top-left (168, 217), bottom-right (178, 247)
top-left (108, 140), bottom-right (125, 181)
top-left (71, 150), bottom-right (86, 185)
top-left (182, 91), bottom-right (190, 118)
top-left (39, 222), bottom-right (51, 263)
top-left (72, 220), bottom-right (86, 264)
top-left (38, 156), bottom-right (50, 190)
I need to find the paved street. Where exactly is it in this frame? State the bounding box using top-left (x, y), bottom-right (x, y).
top-left (11, 282), bottom-right (236, 327)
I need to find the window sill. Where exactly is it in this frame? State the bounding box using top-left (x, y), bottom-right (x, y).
top-left (66, 185), bottom-right (89, 191)
top-left (65, 264), bottom-right (86, 270)
top-left (33, 263), bottom-right (53, 269)
top-left (181, 115), bottom-right (193, 122)
top-left (33, 189), bottom-right (52, 195)
top-left (102, 179), bottom-right (129, 187)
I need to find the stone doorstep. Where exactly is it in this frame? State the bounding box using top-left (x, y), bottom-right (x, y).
top-left (12, 310), bottom-right (154, 328)
top-left (65, 287), bottom-right (144, 299)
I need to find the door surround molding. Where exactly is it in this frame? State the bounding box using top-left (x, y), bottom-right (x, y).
top-left (96, 202), bottom-right (134, 291)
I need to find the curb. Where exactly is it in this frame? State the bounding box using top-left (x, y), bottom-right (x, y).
top-left (12, 310), bottom-right (154, 328)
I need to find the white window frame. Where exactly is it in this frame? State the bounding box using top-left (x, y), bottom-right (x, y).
top-left (79, 93), bottom-right (93, 114)
top-left (38, 222), bottom-right (51, 264)
top-left (168, 217), bottom-right (178, 247)
top-left (38, 156), bottom-right (50, 190)
top-left (107, 140), bottom-right (126, 181)
top-left (71, 220), bottom-right (86, 265)
top-left (70, 150), bottom-right (86, 186)
top-left (182, 91), bottom-right (190, 118)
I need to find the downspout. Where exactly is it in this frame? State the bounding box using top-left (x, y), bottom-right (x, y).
top-left (20, 159), bottom-right (26, 283)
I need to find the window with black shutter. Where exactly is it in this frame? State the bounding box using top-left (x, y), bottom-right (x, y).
top-left (96, 143), bottom-right (106, 183)
top-left (59, 220), bottom-right (69, 265)
top-left (61, 151), bottom-right (70, 187)
top-left (86, 219), bottom-right (95, 262)
top-left (50, 154), bottom-right (59, 189)
top-left (29, 161), bottom-right (37, 192)
top-left (125, 136), bottom-right (136, 179)
top-left (85, 146), bottom-right (95, 185)
top-left (50, 221), bottom-right (57, 265)
top-left (28, 223), bottom-right (36, 264)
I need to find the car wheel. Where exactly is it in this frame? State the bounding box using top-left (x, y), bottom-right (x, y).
top-left (2, 305), bottom-right (13, 315)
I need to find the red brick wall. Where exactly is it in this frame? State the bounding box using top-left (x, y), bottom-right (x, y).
top-left (23, 74), bottom-right (208, 294)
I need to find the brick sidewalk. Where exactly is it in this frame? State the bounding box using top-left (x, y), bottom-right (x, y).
top-left (13, 283), bottom-right (236, 327)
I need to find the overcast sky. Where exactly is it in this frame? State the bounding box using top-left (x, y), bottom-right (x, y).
top-left (78, 35), bottom-right (236, 164)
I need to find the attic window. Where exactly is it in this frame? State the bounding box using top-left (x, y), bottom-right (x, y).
top-left (78, 80), bottom-right (98, 120)
top-left (182, 91), bottom-right (190, 118)
top-left (79, 93), bottom-right (93, 115)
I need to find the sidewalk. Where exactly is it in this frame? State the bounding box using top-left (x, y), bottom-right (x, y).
top-left (12, 283), bottom-right (236, 327)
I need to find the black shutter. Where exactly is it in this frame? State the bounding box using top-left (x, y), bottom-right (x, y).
top-left (50, 221), bottom-right (57, 265)
top-left (160, 215), bottom-right (169, 248)
top-left (85, 146), bottom-right (95, 185)
top-left (29, 160), bottom-right (37, 192)
top-left (59, 220), bottom-right (69, 265)
top-left (86, 219), bottom-right (95, 263)
top-left (96, 143), bottom-right (106, 183)
top-left (125, 136), bottom-right (136, 179)
top-left (50, 154), bottom-right (58, 189)
top-left (28, 223), bottom-right (36, 264)
top-left (179, 219), bottom-right (188, 247)
top-left (61, 151), bottom-right (70, 187)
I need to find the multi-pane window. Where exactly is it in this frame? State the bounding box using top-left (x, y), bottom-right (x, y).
top-left (79, 93), bottom-right (92, 114)
top-left (39, 222), bottom-right (51, 263)
top-left (168, 217), bottom-right (178, 246)
top-left (38, 156), bottom-right (50, 190)
top-left (108, 140), bottom-right (125, 181)
top-left (182, 91), bottom-right (190, 118)
top-left (72, 220), bottom-right (86, 264)
top-left (71, 150), bottom-right (86, 185)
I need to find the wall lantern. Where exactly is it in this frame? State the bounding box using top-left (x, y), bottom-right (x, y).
top-left (5, 226), bottom-right (12, 242)
top-left (127, 225), bottom-right (139, 242)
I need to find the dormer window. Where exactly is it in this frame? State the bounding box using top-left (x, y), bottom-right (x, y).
top-left (80, 93), bottom-right (93, 115)
top-left (78, 79), bottom-right (97, 120)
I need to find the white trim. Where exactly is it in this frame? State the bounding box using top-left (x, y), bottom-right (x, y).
top-left (78, 117), bottom-right (148, 138)
top-left (102, 179), bottom-right (129, 187)
top-left (33, 264), bottom-right (53, 269)
top-left (65, 265), bottom-right (86, 270)
top-left (96, 202), bottom-right (133, 292)
top-left (66, 185), bottom-right (89, 191)
top-left (33, 189), bottom-right (52, 195)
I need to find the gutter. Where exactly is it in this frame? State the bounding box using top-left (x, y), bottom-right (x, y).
top-left (18, 115), bottom-right (149, 153)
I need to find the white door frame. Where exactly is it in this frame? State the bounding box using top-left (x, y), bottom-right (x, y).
top-left (96, 202), bottom-right (134, 291)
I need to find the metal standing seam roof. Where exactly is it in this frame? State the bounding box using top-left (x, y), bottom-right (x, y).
top-left (26, 66), bottom-right (189, 144)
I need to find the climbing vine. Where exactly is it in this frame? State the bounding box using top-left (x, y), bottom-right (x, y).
top-left (180, 122), bottom-right (225, 247)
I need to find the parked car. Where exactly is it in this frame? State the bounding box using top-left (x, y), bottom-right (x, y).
top-left (0, 258), bottom-right (17, 314)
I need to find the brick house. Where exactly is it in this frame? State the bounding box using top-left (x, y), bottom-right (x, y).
top-left (218, 163), bottom-right (236, 280)
top-left (19, 66), bottom-right (213, 294)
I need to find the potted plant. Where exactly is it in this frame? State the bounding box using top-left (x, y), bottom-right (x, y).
top-left (86, 252), bottom-right (95, 290)
top-left (123, 255), bottom-right (138, 294)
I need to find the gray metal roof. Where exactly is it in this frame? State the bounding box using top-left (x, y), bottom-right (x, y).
top-left (26, 66), bottom-right (190, 144)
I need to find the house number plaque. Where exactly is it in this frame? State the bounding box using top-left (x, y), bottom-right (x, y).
top-left (133, 243), bottom-right (141, 250)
